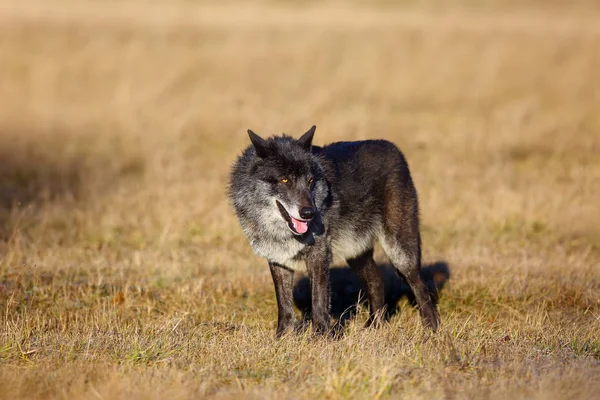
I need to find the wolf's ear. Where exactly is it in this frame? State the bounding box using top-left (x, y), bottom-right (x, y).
top-left (298, 125), bottom-right (316, 151)
top-left (247, 129), bottom-right (269, 158)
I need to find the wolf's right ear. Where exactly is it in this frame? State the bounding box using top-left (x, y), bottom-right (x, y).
top-left (298, 125), bottom-right (316, 151)
top-left (247, 129), bottom-right (269, 158)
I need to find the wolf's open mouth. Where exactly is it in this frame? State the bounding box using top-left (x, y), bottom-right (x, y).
top-left (275, 200), bottom-right (309, 235)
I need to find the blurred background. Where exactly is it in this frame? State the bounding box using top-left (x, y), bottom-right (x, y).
top-left (0, 1), bottom-right (599, 397)
top-left (2, 0), bottom-right (598, 280)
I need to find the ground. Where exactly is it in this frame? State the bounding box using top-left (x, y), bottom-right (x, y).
top-left (0, 1), bottom-right (599, 399)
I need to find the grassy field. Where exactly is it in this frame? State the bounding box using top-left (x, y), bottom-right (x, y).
top-left (1, 1), bottom-right (599, 398)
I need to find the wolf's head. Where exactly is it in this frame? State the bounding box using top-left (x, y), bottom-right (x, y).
top-left (230, 126), bottom-right (328, 237)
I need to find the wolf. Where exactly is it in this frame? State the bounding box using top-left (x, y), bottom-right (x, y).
top-left (228, 126), bottom-right (440, 336)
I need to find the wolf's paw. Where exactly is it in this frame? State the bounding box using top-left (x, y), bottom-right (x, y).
top-left (421, 306), bottom-right (441, 332)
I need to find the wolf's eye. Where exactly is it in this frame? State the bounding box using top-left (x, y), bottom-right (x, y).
top-left (308, 178), bottom-right (314, 185)
top-left (281, 178), bottom-right (289, 183)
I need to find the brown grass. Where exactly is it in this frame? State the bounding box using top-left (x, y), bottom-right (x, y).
top-left (1, 1), bottom-right (599, 399)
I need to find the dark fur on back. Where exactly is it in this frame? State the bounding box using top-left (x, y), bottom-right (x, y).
top-left (229, 127), bottom-right (440, 336)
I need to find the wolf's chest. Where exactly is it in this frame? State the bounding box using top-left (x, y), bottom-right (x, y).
top-left (250, 226), bottom-right (377, 272)
top-left (251, 236), bottom-right (307, 271)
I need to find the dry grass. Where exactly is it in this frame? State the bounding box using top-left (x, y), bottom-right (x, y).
top-left (1, 1), bottom-right (599, 399)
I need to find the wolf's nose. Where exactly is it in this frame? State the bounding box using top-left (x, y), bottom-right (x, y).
top-left (299, 207), bottom-right (315, 220)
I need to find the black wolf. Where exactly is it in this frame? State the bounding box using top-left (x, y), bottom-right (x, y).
top-left (293, 261), bottom-right (450, 326)
top-left (229, 126), bottom-right (440, 336)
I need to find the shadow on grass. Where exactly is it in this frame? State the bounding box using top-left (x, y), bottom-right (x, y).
top-left (293, 261), bottom-right (450, 325)
top-left (0, 136), bottom-right (82, 208)
top-left (0, 126), bottom-right (145, 240)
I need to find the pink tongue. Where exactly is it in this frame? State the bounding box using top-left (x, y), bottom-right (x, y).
top-left (290, 216), bottom-right (308, 234)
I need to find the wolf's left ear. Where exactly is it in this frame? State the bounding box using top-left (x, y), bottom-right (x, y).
top-left (248, 129), bottom-right (269, 158)
top-left (298, 125), bottom-right (316, 151)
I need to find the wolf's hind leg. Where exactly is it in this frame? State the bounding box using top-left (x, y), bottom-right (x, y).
top-left (380, 182), bottom-right (440, 331)
top-left (347, 248), bottom-right (386, 327)
top-left (381, 234), bottom-right (440, 331)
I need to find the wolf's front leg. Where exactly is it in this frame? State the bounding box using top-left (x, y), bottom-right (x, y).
top-left (268, 262), bottom-right (296, 337)
top-left (306, 241), bottom-right (331, 334)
